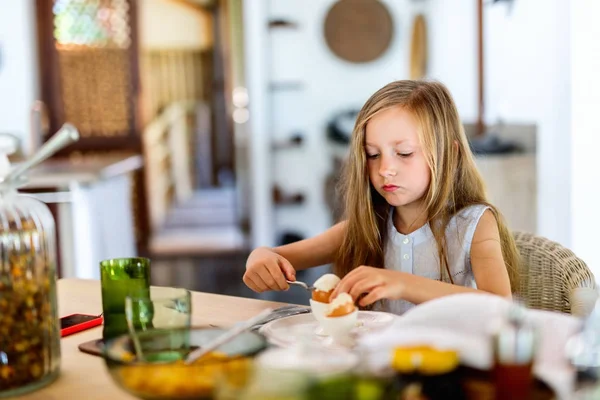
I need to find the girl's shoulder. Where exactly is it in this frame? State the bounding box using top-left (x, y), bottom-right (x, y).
top-left (448, 204), bottom-right (491, 238)
top-left (453, 204), bottom-right (490, 222)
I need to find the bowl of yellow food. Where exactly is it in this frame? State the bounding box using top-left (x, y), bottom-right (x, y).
top-left (103, 326), bottom-right (267, 399)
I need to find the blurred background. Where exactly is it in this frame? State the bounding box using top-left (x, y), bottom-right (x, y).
top-left (0, 0), bottom-right (598, 305)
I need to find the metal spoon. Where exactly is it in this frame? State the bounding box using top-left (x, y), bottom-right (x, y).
top-left (250, 305), bottom-right (310, 331)
top-left (286, 280), bottom-right (315, 291)
top-left (125, 298), bottom-right (145, 362)
top-left (184, 308), bottom-right (273, 365)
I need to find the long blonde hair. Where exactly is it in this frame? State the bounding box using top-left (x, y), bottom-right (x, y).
top-left (334, 80), bottom-right (520, 292)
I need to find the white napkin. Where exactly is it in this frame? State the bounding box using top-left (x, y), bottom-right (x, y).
top-left (358, 293), bottom-right (582, 400)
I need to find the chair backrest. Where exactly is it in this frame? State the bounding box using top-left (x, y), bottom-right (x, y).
top-left (513, 231), bottom-right (596, 314)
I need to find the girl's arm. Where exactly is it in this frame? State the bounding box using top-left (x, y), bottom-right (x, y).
top-left (271, 221), bottom-right (347, 271)
top-left (468, 209), bottom-right (513, 296)
top-left (332, 211), bottom-right (512, 306)
top-left (244, 221), bottom-right (347, 293)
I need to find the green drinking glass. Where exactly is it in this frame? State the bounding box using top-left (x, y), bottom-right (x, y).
top-left (100, 257), bottom-right (151, 341)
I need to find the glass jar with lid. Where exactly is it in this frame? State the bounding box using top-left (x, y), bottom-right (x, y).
top-left (0, 136), bottom-right (64, 397)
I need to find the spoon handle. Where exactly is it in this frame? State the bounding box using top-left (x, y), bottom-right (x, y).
top-left (184, 308), bottom-right (273, 365)
top-left (4, 123), bottom-right (79, 183)
top-left (287, 280), bottom-right (314, 291)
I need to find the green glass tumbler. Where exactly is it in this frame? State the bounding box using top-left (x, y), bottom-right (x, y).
top-left (100, 257), bottom-right (151, 341)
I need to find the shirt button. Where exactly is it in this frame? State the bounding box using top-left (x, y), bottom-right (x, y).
top-left (403, 237), bottom-right (410, 244)
top-left (403, 254), bottom-right (410, 260)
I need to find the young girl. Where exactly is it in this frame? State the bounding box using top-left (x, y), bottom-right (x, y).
top-left (243, 80), bottom-right (520, 314)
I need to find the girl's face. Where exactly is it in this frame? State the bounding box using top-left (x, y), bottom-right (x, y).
top-left (365, 106), bottom-right (431, 210)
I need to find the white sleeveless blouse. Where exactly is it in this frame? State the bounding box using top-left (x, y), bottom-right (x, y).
top-left (382, 204), bottom-right (489, 315)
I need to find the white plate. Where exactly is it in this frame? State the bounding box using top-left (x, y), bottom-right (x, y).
top-left (259, 311), bottom-right (396, 348)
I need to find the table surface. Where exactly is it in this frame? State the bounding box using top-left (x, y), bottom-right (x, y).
top-left (17, 279), bottom-right (286, 400)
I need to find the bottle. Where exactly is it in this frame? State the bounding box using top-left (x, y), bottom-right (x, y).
top-left (493, 302), bottom-right (537, 400)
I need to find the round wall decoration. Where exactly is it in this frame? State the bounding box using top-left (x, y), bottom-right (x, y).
top-left (323, 0), bottom-right (394, 63)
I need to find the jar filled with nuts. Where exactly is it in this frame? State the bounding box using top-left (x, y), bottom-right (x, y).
top-left (0, 185), bottom-right (61, 397)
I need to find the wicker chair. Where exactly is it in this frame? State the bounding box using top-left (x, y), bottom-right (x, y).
top-left (513, 231), bottom-right (596, 314)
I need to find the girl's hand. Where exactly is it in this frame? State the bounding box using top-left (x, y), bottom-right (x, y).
top-left (331, 266), bottom-right (405, 307)
top-left (243, 247), bottom-right (296, 292)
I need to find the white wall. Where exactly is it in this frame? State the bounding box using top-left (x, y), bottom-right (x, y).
top-left (425, 0), bottom-right (571, 246)
top-left (571, 0), bottom-right (600, 278)
top-left (0, 0), bottom-right (38, 155)
top-left (427, 0), bottom-right (477, 123)
top-left (484, 1), bottom-right (571, 247)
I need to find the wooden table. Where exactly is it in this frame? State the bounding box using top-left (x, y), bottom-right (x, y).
top-left (18, 279), bottom-right (285, 400)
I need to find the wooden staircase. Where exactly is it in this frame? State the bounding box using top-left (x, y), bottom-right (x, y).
top-left (143, 102), bottom-right (247, 256)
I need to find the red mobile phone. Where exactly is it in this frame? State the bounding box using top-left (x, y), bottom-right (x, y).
top-left (60, 313), bottom-right (103, 337)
